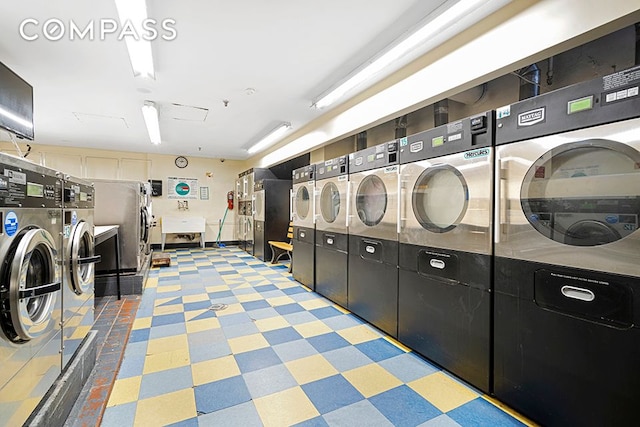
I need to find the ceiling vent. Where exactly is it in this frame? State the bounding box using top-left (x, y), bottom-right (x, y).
top-left (165, 103), bottom-right (209, 122)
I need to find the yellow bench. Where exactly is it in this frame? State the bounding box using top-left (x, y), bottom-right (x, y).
top-left (268, 222), bottom-right (293, 273)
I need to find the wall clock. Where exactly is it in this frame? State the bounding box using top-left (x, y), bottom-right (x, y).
top-left (175, 156), bottom-right (188, 168)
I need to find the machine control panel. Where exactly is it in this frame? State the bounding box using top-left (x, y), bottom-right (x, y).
top-left (400, 111), bottom-right (494, 164)
top-left (292, 164), bottom-right (315, 184)
top-left (316, 155), bottom-right (348, 180)
top-left (63, 180), bottom-right (95, 209)
top-left (349, 140), bottom-right (400, 173)
top-left (496, 65), bottom-right (640, 144)
top-left (0, 164), bottom-right (62, 208)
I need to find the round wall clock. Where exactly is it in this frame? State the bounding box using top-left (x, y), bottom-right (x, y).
top-left (175, 156), bottom-right (188, 168)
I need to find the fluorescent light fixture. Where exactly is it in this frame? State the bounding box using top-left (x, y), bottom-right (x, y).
top-left (247, 122), bottom-right (292, 154)
top-left (114, 0), bottom-right (155, 79)
top-left (142, 101), bottom-right (161, 145)
top-left (314, 0), bottom-right (493, 109)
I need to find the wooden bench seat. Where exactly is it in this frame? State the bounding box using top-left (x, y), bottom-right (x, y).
top-left (268, 222), bottom-right (293, 273)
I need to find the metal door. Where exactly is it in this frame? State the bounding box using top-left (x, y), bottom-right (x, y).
top-left (68, 221), bottom-right (100, 295)
top-left (349, 167), bottom-right (398, 241)
top-left (1, 228), bottom-right (60, 342)
top-left (315, 177), bottom-right (348, 233)
top-left (292, 181), bottom-right (315, 228)
top-left (400, 148), bottom-right (493, 255)
top-left (254, 190), bottom-right (265, 222)
top-left (496, 119), bottom-right (640, 276)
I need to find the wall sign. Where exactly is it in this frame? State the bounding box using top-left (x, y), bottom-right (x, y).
top-left (167, 177), bottom-right (199, 199)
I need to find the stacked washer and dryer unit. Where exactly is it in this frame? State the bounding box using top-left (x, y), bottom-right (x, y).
top-left (237, 168), bottom-right (276, 254)
top-left (493, 67), bottom-right (640, 425)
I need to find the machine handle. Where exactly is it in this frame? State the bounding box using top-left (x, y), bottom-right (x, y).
top-left (430, 259), bottom-right (446, 269)
top-left (345, 181), bottom-right (351, 227)
top-left (397, 172), bottom-right (402, 234)
top-left (19, 281), bottom-right (61, 299)
top-left (561, 286), bottom-right (595, 302)
top-left (77, 255), bottom-right (102, 265)
top-left (289, 189), bottom-right (294, 221)
top-left (495, 157), bottom-right (504, 243)
top-left (312, 185), bottom-right (317, 224)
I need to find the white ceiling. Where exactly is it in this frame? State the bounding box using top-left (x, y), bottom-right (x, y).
top-left (0, 0), bottom-right (448, 161)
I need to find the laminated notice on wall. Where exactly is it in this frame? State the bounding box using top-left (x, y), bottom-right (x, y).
top-left (168, 177), bottom-right (199, 199)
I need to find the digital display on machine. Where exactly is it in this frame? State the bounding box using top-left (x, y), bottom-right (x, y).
top-left (432, 136), bottom-right (444, 147)
top-left (26, 182), bottom-right (43, 197)
top-left (567, 96), bottom-right (594, 114)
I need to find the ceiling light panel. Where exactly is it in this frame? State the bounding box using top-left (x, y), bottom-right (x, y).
top-left (247, 122), bottom-right (292, 155)
top-left (314, 0), bottom-right (512, 109)
top-left (114, 0), bottom-right (155, 79)
top-left (142, 101), bottom-right (161, 145)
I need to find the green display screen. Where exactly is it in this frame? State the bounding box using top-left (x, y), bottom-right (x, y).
top-left (568, 96), bottom-right (593, 114)
top-left (432, 136), bottom-right (444, 147)
top-left (27, 182), bottom-right (44, 198)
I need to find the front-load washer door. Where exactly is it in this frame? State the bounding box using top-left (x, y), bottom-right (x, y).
top-left (1, 228), bottom-right (61, 343)
top-left (140, 207), bottom-right (150, 246)
top-left (400, 148), bottom-right (494, 255)
top-left (69, 220), bottom-right (100, 296)
top-left (349, 168), bottom-right (398, 241)
top-left (292, 182), bottom-right (315, 229)
top-left (315, 177), bottom-right (348, 233)
top-left (496, 119), bottom-right (640, 277)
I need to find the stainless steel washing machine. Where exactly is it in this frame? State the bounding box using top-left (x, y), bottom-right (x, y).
top-left (0, 154), bottom-right (63, 426)
top-left (237, 168), bottom-right (276, 254)
top-left (398, 111), bottom-right (494, 393)
top-left (292, 165), bottom-right (316, 288)
top-left (347, 141), bottom-right (399, 337)
top-left (93, 179), bottom-right (145, 273)
top-left (141, 181), bottom-right (152, 256)
top-left (493, 66), bottom-right (640, 426)
top-left (314, 156), bottom-right (349, 307)
top-left (62, 176), bottom-right (98, 370)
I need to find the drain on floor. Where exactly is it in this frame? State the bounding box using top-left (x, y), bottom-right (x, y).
top-left (209, 303), bottom-right (228, 311)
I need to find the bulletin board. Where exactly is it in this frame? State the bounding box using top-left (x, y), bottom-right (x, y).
top-left (167, 177), bottom-right (199, 199)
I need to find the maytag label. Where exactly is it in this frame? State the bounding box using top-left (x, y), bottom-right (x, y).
top-left (518, 107), bottom-right (545, 127)
top-left (355, 157), bottom-right (363, 166)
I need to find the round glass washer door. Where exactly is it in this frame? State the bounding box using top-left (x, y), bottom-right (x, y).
top-left (1, 228), bottom-right (60, 343)
top-left (412, 165), bottom-right (468, 233)
top-left (70, 221), bottom-right (97, 295)
top-left (140, 207), bottom-right (150, 244)
top-left (356, 175), bottom-right (387, 226)
top-left (295, 186), bottom-right (310, 219)
top-left (320, 182), bottom-right (341, 223)
top-left (521, 139), bottom-right (640, 247)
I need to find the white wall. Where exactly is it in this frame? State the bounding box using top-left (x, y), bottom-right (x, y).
top-left (255, 0), bottom-right (640, 167)
top-left (0, 141), bottom-right (245, 245)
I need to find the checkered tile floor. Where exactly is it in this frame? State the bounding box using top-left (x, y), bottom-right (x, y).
top-left (100, 247), bottom-right (532, 427)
